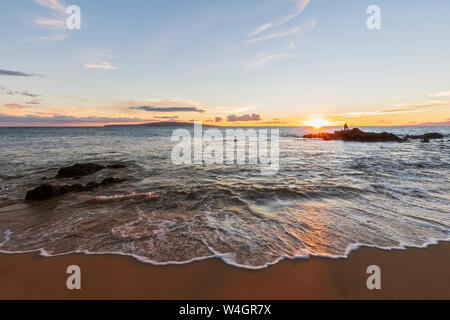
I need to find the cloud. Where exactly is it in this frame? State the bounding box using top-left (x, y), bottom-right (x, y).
top-left (381, 100), bottom-right (450, 113)
top-left (84, 62), bottom-right (118, 70)
top-left (0, 69), bottom-right (39, 77)
top-left (83, 49), bottom-right (119, 70)
top-left (127, 98), bottom-right (206, 113)
top-left (215, 117), bottom-right (223, 122)
top-left (246, 53), bottom-right (295, 70)
top-left (130, 106), bottom-right (205, 113)
top-left (3, 104), bottom-right (30, 110)
top-left (248, 19), bottom-right (315, 43)
top-left (430, 90), bottom-right (450, 97)
top-left (6, 89), bottom-right (42, 97)
top-left (32, 0), bottom-right (70, 41)
top-left (22, 90), bottom-right (42, 97)
top-left (25, 98), bottom-right (43, 105)
top-left (154, 116), bottom-right (179, 119)
top-left (375, 120), bottom-right (392, 124)
top-left (407, 120), bottom-right (450, 126)
top-left (33, 0), bottom-right (66, 13)
top-left (32, 33), bottom-right (70, 41)
top-left (249, 23), bottom-right (272, 37)
top-left (249, 0), bottom-right (312, 36)
top-left (33, 17), bottom-right (66, 30)
top-left (260, 120), bottom-right (288, 124)
top-left (331, 100), bottom-right (450, 119)
top-left (227, 114), bottom-right (261, 122)
top-left (0, 113), bottom-right (156, 125)
top-left (218, 105), bottom-right (260, 113)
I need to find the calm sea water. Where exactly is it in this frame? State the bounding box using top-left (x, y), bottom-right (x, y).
top-left (0, 126), bottom-right (449, 268)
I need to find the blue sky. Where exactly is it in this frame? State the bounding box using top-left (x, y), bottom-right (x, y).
top-left (1, 0), bottom-right (450, 126)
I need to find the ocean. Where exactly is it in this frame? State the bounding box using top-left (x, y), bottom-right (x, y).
top-left (0, 126), bottom-right (449, 269)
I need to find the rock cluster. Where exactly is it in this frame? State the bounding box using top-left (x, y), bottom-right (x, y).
top-left (56, 163), bottom-right (126, 178)
top-left (25, 163), bottom-right (127, 200)
top-left (303, 128), bottom-right (405, 142)
top-left (303, 128), bottom-right (444, 143)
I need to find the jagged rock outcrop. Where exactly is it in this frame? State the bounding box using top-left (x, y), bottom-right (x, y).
top-left (303, 128), bottom-right (405, 142)
top-left (403, 133), bottom-right (444, 141)
top-left (55, 163), bottom-right (126, 178)
top-left (25, 178), bottom-right (126, 201)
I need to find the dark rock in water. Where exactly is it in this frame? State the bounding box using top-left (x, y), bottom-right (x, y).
top-left (25, 183), bottom-right (78, 200)
top-left (100, 177), bottom-right (125, 185)
top-left (303, 128), bottom-right (405, 142)
top-left (55, 163), bottom-right (127, 178)
top-left (85, 177), bottom-right (126, 190)
top-left (404, 133), bottom-right (444, 140)
top-left (25, 184), bottom-right (61, 200)
top-left (56, 163), bottom-right (105, 178)
top-left (25, 178), bottom-right (126, 201)
top-left (421, 138), bottom-right (430, 143)
top-left (107, 164), bottom-right (127, 169)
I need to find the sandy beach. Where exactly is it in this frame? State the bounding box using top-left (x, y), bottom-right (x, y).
top-left (0, 242), bottom-right (449, 300)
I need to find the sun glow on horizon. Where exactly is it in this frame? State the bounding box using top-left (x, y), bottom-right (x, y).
top-left (304, 118), bottom-right (330, 129)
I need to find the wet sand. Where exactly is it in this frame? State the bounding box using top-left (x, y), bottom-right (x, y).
top-left (0, 242), bottom-right (449, 300)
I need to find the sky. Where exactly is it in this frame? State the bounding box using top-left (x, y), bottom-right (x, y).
top-left (0, 0), bottom-right (450, 126)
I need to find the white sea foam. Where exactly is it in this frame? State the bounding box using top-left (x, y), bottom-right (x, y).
top-left (92, 192), bottom-right (157, 201)
top-left (0, 230), bottom-right (11, 247)
top-left (1, 236), bottom-right (449, 270)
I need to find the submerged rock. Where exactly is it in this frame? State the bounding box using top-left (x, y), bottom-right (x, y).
top-left (85, 177), bottom-right (127, 190)
top-left (404, 133), bottom-right (444, 140)
top-left (25, 183), bottom-right (78, 200)
top-left (56, 163), bottom-right (105, 178)
top-left (303, 128), bottom-right (405, 142)
top-left (25, 178), bottom-right (126, 201)
top-left (55, 163), bottom-right (127, 178)
top-left (107, 164), bottom-right (127, 169)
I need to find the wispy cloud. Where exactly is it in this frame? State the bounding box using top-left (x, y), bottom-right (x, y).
top-left (127, 97), bottom-right (207, 113)
top-left (407, 120), bottom-right (450, 126)
top-left (430, 90), bottom-right (450, 97)
top-left (32, 33), bottom-right (70, 41)
top-left (249, 0), bottom-right (312, 37)
top-left (0, 69), bottom-right (40, 77)
top-left (33, 17), bottom-right (66, 30)
top-left (130, 106), bottom-right (205, 113)
top-left (246, 53), bottom-right (295, 70)
top-left (32, 0), bottom-right (70, 41)
top-left (25, 98), bottom-right (43, 105)
top-left (328, 100), bottom-right (450, 119)
top-left (6, 89), bottom-right (42, 97)
top-left (385, 100), bottom-right (450, 112)
top-left (249, 23), bottom-right (272, 37)
top-left (34, 0), bottom-right (66, 13)
top-left (215, 104), bottom-right (260, 113)
top-left (3, 104), bottom-right (30, 110)
top-left (83, 49), bottom-right (119, 70)
top-left (248, 19), bottom-right (315, 43)
top-left (227, 113), bottom-right (262, 122)
top-left (84, 62), bottom-right (119, 70)
top-left (154, 116), bottom-right (179, 119)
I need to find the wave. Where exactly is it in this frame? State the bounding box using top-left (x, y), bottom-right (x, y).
top-left (88, 192), bottom-right (158, 203)
top-left (0, 228), bottom-right (448, 270)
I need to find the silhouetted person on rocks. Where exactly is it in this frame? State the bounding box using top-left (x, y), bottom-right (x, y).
top-left (344, 123), bottom-right (349, 131)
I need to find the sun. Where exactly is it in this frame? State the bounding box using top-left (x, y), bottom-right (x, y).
top-left (304, 118), bottom-right (330, 129)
